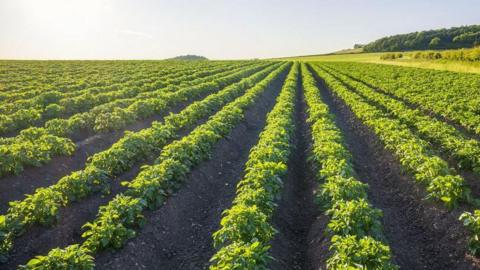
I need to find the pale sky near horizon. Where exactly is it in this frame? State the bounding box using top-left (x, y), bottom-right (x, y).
top-left (0, 0), bottom-right (479, 60)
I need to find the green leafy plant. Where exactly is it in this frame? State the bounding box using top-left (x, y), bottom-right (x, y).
top-left (326, 199), bottom-right (383, 239)
top-left (210, 241), bottom-right (271, 270)
top-left (327, 235), bottom-right (398, 270)
top-left (460, 210), bottom-right (480, 256)
top-left (19, 62), bottom-right (289, 268)
top-left (19, 245), bottom-right (93, 270)
top-left (210, 63), bottom-right (297, 269)
top-left (301, 63), bottom-right (397, 269)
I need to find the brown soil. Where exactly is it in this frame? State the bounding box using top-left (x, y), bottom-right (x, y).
top-left (0, 90), bottom-right (218, 213)
top-left (331, 66), bottom-right (480, 142)
top-left (1, 70), bottom-right (287, 269)
top-left (1, 109), bottom-right (208, 269)
top-left (323, 67), bottom-right (480, 200)
top-left (306, 214), bottom-right (331, 270)
top-left (310, 65), bottom-right (478, 270)
top-left (268, 69), bottom-right (318, 270)
top-left (2, 65), bottom-right (479, 270)
top-left (92, 70), bottom-right (288, 270)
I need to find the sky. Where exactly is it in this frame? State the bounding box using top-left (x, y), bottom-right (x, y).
top-left (0, 0), bottom-right (479, 60)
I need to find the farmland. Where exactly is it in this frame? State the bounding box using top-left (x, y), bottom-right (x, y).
top-left (277, 51), bottom-right (480, 75)
top-left (0, 59), bottom-right (480, 270)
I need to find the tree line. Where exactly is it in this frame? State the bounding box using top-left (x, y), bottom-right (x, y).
top-left (363, 25), bottom-right (480, 52)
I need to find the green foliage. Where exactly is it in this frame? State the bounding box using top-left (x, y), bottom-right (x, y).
top-left (316, 176), bottom-right (368, 210)
top-left (326, 199), bottom-right (383, 239)
top-left (429, 37), bottom-right (442, 48)
top-left (363, 24), bottom-right (480, 52)
top-left (426, 175), bottom-right (466, 208)
top-left (313, 63), bottom-right (470, 208)
top-left (210, 242), bottom-right (271, 270)
top-left (18, 62), bottom-right (289, 268)
top-left (210, 63), bottom-right (297, 269)
top-left (0, 62), bottom-right (281, 262)
top-left (327, 235), bottom-right (398, 270)
top-left (170, 55), bottom-right (208, 60)
top-left (19, 245), bottom-right (93, 270)
top-left (213, 205), bottom-right (275, 247)
top-left (410, 47), bottom-right (480, 62)
top-left (459, 210), bottom-right (480, 256)
top-left (301, 63), bottom-right (397, 269)
top-left (43, 104), bottom-right (64, 119)
top-left (7, 187), bottom-right (66, 226)
top-left (380, 53), bottom-right (403, 60)
top-left (0, 61), bottom-right (268, 177)
top-left (81, 195), bottom-right (145, 252)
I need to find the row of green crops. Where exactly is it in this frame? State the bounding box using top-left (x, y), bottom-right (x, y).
top-left (0, 61), bottom-right (233, 103)
top-left (19, 63), bottom-right (290, 270)
top-left (1, 62), bottom-right (208, 133)
top-left (0, 61), bottom-right (171, 98)
top-left (209, 63), bottom-right (298, 269)
top-left (0, 61), bottom-right (250, 135)
top-left (310, 63), bottom-right (470, 209)
top-left (0, 62), bottom-right (253, 139)
top-left (322, 62), bottom-right (480, 135)
top-left (302, 64), bottom-right (397, 269)
top-left (0, 61), bottom-right (172, 92)
top-left (0, 62), bottom-right (270, 177)
top-left (316, 64), bottom-right (480, 266)
top-left (0, 63), bottom-right (283, 263)
top-left (320, 64), bottom-right (480, 176)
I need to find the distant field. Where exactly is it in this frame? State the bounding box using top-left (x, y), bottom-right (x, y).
top-left (276, 52), bottom-right (383, 62)
top-left (277, 51), bottom-right (480, 74)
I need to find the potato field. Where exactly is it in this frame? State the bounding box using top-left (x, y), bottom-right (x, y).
top-left (1, 60), bottom-right (480, 269)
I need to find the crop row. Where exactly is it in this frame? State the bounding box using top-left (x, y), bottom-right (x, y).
top-left (0, 61), bottom-right (124, 95)
top-left (302, 64), bottom-right (397, 269)
top-left (0, 62), bottom-right (270, 177)
top-left (209, 63), bottom-right (298, 269)
top-left (0, 61), bottom-right (182, 109)
top-left (0, 60), bottom-right (143, 93)
top-left (320, 64), bottom-right (480, 175)
top-left (315, 63), bottom-right (480, 265)
top-left (322, 62), bottom-right (480, 135)
top-left (310, 63), bottom-right (470, 208)
top-left (0, 61), bottom-right (210, 101)
top-left (19, 62), bottom-right (290, 269)
top-left (0, 61), bottom-right (249, 135)
top-left (0, 62), bottom-right (284, 263)
top-left (0, 62), bottom-right (175, 107)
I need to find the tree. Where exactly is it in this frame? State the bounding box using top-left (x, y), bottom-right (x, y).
top-left (429, 37), bottom-right (441, 48)
top-left (363, 24), bottom-right (480, 52)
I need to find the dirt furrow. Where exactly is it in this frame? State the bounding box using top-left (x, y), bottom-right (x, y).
top-left (321, 67), bottom-right (480, 201)
top-left (91, 70), bottom-right (288, 270)
top-left (269, 68), bottom-right (318, 270)
top-left (311, 68), bottom-right (477, 270)
top-left (0, 89), bottom-right (217, 212)
top-left (2, 107), bottom-right (217, 270)
top-left (329, 66), bottom-right (480, 142)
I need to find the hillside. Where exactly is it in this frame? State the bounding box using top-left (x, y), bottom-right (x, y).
top-left (170, 54), bottom-right (208, 60)
top-left (363, 24), bottom-right (480, 52)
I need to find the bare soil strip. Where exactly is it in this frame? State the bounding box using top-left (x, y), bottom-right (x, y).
top-left (0, 89), bottom-right (218, 212)
top-left (2, 71), bottom-right (282, 269)
top-left (2, 104), bottom-right (215, 270)
top-left (268, 69), bottom-right (318, 270)
top-left (90, 70), bottom-right (288, 270)
top-left (310, 67), bottom-right (477, 270)
top-left (323, 68), bottom-right (480, 201)
top-left (332, 67), bottom-right (480, 142)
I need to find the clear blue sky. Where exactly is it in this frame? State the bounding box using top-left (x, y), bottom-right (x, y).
top-left (0, 0), bottom-right (478, 60)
